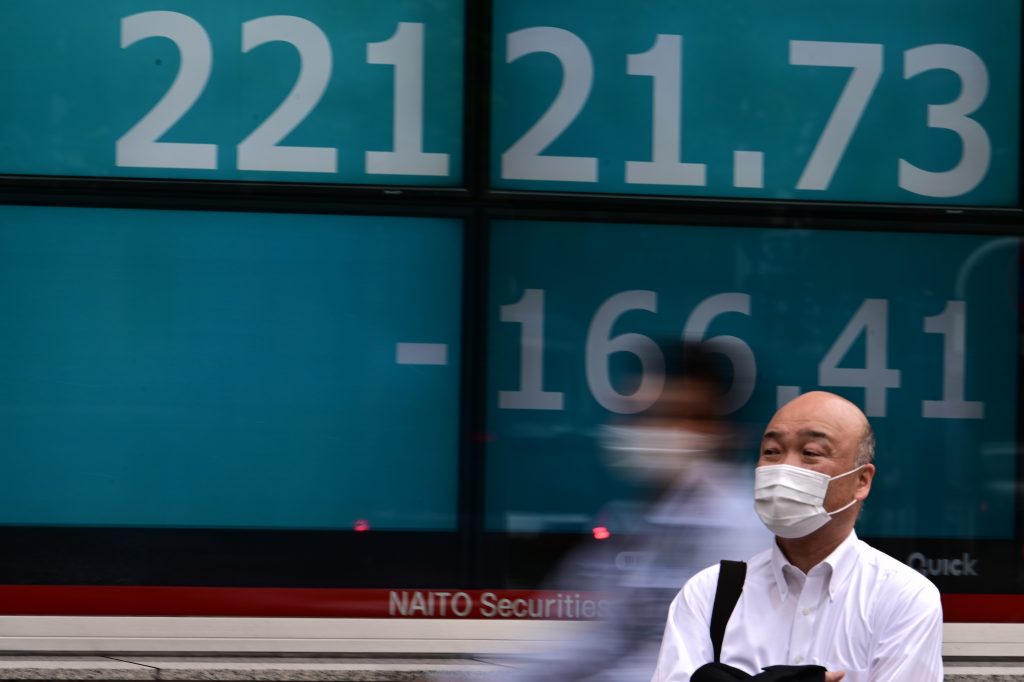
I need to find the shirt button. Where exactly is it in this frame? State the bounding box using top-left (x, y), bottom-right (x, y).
top-left (794, 656), bottom-right (804, 664)
top-left (802, 608), bottom-right (811, 616)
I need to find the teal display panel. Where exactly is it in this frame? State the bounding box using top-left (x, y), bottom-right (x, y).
top-left (486, 221), bottom-right (1018, 539)
top-left (0, 206), bottom-right (463, 530)
top-left (0, 0), bottom-right (463, 185)
top-left (491, 0), bottom-right (1020, 206)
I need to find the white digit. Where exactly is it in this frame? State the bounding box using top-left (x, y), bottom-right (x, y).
top-left (922, 301), bottom-right (984, 419)
top-left (818, 299), bottom-right (901, 417)
top-left (625, 34), bottom-right (706, 186)
top-left (501, 27), bottom-right (597, 182)
top-left (585, 291), bottom-right (664, 414)
top-left (499, 289), bottom-right (564, 411)
top-left (899, 45), bottom-right (990, 198)
top-left (790, 41), bottom-right (882, 191)
top-left (117, 11), bottom-right (217, 169)
top-left (366, 22), bottom-right (449, 176)
top-left (682, 293), bottom-right (756, 413)
top-left (237, 16), bottom-right (336, 173)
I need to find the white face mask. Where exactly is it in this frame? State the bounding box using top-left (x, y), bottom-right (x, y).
top-left (600, 424), bottom-right (722, 484)
top-left (753, 463), bottom-right (864, 538)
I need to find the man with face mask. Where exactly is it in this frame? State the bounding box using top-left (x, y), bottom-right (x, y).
top-left (650, 391), bottom-right (943, 682)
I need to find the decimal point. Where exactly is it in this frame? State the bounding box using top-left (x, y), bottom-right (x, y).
top-left (733, 150), bottom-right (765, 189)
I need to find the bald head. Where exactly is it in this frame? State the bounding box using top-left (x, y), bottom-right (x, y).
top-left (764, 391), bottom-right (874, 468)
top-left (773, 391), bottom-right (869, 430)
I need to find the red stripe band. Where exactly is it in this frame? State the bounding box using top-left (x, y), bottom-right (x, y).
top-left (0, 586), bottom-right (1018, 622)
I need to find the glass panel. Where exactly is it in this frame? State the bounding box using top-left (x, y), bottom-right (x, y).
top-left (0, 206), bottom-right (463, 530)
top-left (485, 219), bottom-right (1019, 600)
top-left (0, 0), bottom-right (463, 185)
top-left (491, 0), bottom-right (1020, 205)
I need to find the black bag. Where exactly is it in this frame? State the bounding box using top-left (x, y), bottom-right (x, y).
top-left (690, 561), bottom-right (826, 682)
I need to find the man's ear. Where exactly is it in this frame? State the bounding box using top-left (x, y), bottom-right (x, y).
top-left (855, 464), bottom-right (875, 501)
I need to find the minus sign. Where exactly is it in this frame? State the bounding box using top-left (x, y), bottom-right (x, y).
top-left (395, 342), bottom-right (448, 366)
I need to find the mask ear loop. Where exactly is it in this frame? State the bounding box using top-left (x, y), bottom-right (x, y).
top-left (827, 496), bottom-right (860, 516)
top-left (826, 464), bottom-right (867, 516)
top-left (828, 463), bottom-right (865, 482)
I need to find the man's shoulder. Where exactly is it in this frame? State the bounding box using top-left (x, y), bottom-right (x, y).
top-left (683, 561), bottom-right (722, 597)
top-left (854, 538), bottom-right (942, 605)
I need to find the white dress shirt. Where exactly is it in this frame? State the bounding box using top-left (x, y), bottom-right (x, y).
top-left (651, 530), bottom-right (943, 682)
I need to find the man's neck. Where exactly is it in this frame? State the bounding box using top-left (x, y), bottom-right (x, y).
top-left (776, 524), bottom-right (854, 573)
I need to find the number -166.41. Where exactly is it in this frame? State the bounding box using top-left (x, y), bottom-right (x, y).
top-left (499, 289), bottom-right (984, 420)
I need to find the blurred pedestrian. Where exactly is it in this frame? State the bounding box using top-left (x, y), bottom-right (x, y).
top-left (503, 339), bottom-right (769, 682)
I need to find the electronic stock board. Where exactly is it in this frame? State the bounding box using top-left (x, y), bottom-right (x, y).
top-left (0, 0), bottom-right (1021, 611)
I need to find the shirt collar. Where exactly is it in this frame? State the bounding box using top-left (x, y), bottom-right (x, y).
top-left (770, 529), bottom-right (860, 602)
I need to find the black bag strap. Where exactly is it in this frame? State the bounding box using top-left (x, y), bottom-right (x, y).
top-left (709, 560), bottom-right (747, 664)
